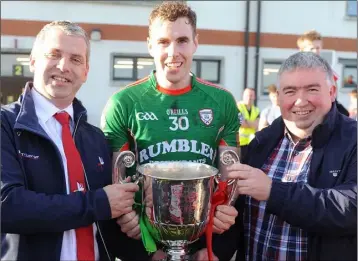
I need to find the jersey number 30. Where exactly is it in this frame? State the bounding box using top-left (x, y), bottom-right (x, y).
top-left (169, 116), bottom-right (189, 131)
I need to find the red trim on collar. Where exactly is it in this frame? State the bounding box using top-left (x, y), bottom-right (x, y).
top-left (156, 84), bottom-right (192, 95)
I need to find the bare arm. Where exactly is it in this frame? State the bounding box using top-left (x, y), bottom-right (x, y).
top-left (258, 116), bottom-right (269, 131)
top-left (241, 119), bottom-right (259, 130)
top-left (240, 120), bottom-right (250, 128)
top-left (247, 118), bottom-right (259, 130)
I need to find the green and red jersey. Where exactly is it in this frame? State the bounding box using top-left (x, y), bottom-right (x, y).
top-left (101, 71), bottom-right (240, 168)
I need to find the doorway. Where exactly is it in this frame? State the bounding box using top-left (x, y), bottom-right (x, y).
top-left (1, 76), bottom-right (32, 105)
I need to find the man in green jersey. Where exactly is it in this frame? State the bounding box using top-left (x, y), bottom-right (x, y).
top-left (101, 1), bottom-right (240, 260)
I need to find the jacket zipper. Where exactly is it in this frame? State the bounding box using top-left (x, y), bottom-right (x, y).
top-left (73, 115), bottom-right (112, 261)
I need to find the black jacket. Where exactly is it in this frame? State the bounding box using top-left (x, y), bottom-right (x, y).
top-left (213, 104), bottom-right (357, 261)
top-left (1, 83), bottom-right (150, 261)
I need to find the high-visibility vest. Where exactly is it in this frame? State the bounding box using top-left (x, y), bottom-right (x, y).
top-left (237, 103), bottom-right (260, 146)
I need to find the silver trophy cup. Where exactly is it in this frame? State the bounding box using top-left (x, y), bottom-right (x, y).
top-left (114, 151), bottom-right (219, 260)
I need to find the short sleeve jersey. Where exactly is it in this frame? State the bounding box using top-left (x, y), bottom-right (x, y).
top-left (101, 71), bottom-right (240, 167)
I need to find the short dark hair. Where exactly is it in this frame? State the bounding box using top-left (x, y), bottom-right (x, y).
top-left (149, 1), bottom-right (197, 37)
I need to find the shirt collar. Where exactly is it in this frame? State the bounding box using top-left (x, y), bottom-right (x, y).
top-left (284, 128), bottom-right (312, 146)
top-left (31, 87), bottom-right (74, 124)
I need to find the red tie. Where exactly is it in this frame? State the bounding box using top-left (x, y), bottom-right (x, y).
top-left (54, 112), bottom-right (95, 261)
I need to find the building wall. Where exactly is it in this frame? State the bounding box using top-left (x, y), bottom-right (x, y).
top-left (1, 1), bottom-right (356, 126)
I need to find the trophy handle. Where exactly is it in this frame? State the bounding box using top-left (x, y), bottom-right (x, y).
top-left (113, 151), bottom-right (140, 184)
top-left (216, 150), bottom-right (240, 205)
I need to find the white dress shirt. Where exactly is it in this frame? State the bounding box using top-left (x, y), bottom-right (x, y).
top-left (31, 88), bottom-right (99, 261)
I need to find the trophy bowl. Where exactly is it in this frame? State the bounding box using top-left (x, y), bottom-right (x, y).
top-left (138, 161), bottom-right (218, 260)
top-left (114, 152), bottom-right (219, 261)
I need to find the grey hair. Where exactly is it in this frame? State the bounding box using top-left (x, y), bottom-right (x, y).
top-left (31, 20), bottom-right (90, 64)
top-left (276, 52), bottom-right (335, 88)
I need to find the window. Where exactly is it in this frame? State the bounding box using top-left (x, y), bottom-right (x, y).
top-left (112, 55), bottom-right (221, 84)
top-left (1, 53), bottom-right (33, 77)
top-left (261, 61), bottom-right (282, 95)
top-left (339, 58), bottom-right (357, 88)
top-left (346, 1), bottom-right (357, 17)
top-left (191, 59), bottom-right (221, 83)
top-left (112, 56), bottom-right (155, 81)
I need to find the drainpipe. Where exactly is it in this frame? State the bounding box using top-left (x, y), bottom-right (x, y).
top-left (243, 0), bottom-right (250, 93)
top-left (253, 0), bottom-right (262, 106)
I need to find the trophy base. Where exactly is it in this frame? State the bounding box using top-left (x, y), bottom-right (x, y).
top-left (166, 247), bottom-right (190, 261)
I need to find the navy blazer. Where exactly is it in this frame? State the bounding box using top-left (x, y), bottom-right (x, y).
top-left (1, 83), bottom-right (150, 261)
top-left (213, 103), bottom-right (357, 261)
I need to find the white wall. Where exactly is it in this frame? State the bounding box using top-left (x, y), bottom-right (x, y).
top-left (2, 1), bottom-right (356, 125)
top-left (1, 1), bottom-right (153, 25)
top-left (260, 1), bottom-right (357, 38)
top-left (4, 1), bottom-right (355, 38)
top-left (188, 1), bottom-right (246, 31)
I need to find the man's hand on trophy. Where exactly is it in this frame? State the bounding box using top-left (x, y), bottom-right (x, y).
top-left (116, 210), bottom-right (141, 239)
top-left (103, 178), bottom-right (139, 218)
top-left (227, 162), bottom-right (272, 201)
top-left (191, 248), bottom-right (219, 261)
top-left (213, 205), bottom-right (238, 234)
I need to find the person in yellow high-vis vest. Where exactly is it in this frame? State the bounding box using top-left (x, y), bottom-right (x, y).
top-left (237, 88), bottom-right (260, 158)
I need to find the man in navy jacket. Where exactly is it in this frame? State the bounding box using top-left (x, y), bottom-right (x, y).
top-left (1, 21), bottom-right (150, 261)
top-left (211, 52), bottom-right (357, 261)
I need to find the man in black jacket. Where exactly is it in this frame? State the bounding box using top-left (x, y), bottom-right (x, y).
top-left (1, 20), bottom-right (150, 261)
top-left (209, 52), bottom-right (357, 261)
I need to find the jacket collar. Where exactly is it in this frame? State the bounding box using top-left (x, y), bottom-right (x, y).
top-left (15, 82), bottom-right (87, 132)
top-left (255, 103), bottom-right (338, 149)
top-left (311, 102), bottom-right (337, 148)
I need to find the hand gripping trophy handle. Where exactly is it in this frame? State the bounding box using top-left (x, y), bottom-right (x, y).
top-left (113, 151), bottom-right (140, 184)
top-left (217, 150), bottom-right (240, 206)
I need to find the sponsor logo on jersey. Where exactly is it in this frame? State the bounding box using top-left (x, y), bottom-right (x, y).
top-left (136, 112), bottom-right (158, 121)
top-left (166, 108), bottom-right (188, 116)
top-left (199, 109), bottom-right (213, 126)
top-left (149, 158), bottom-right (207, 164)
top-left (139, 139), bottom-right (215, 163)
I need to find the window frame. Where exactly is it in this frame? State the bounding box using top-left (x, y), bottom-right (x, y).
top-left (338, 58), bottom-right (358, 89)
top-left (111, 54), bottom-right (222, 85)
top-left (112, 55), bottom-right (155, 82)
top-left (1, 51), bottom-right (32, 78)
top-left (260, 59), bottom-right (283, 96)
top-left (346, 0), bottom-right (357, 18)
top-left (192, 59), bottom-right (221, 84)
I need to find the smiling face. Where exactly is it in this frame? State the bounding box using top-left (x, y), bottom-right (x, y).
top-left (278, 68), bottom-right (336, 140)
top-left (30, 28), bottom-right (89, 109)
top-left (147, 17), bottom-right (198, 90)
